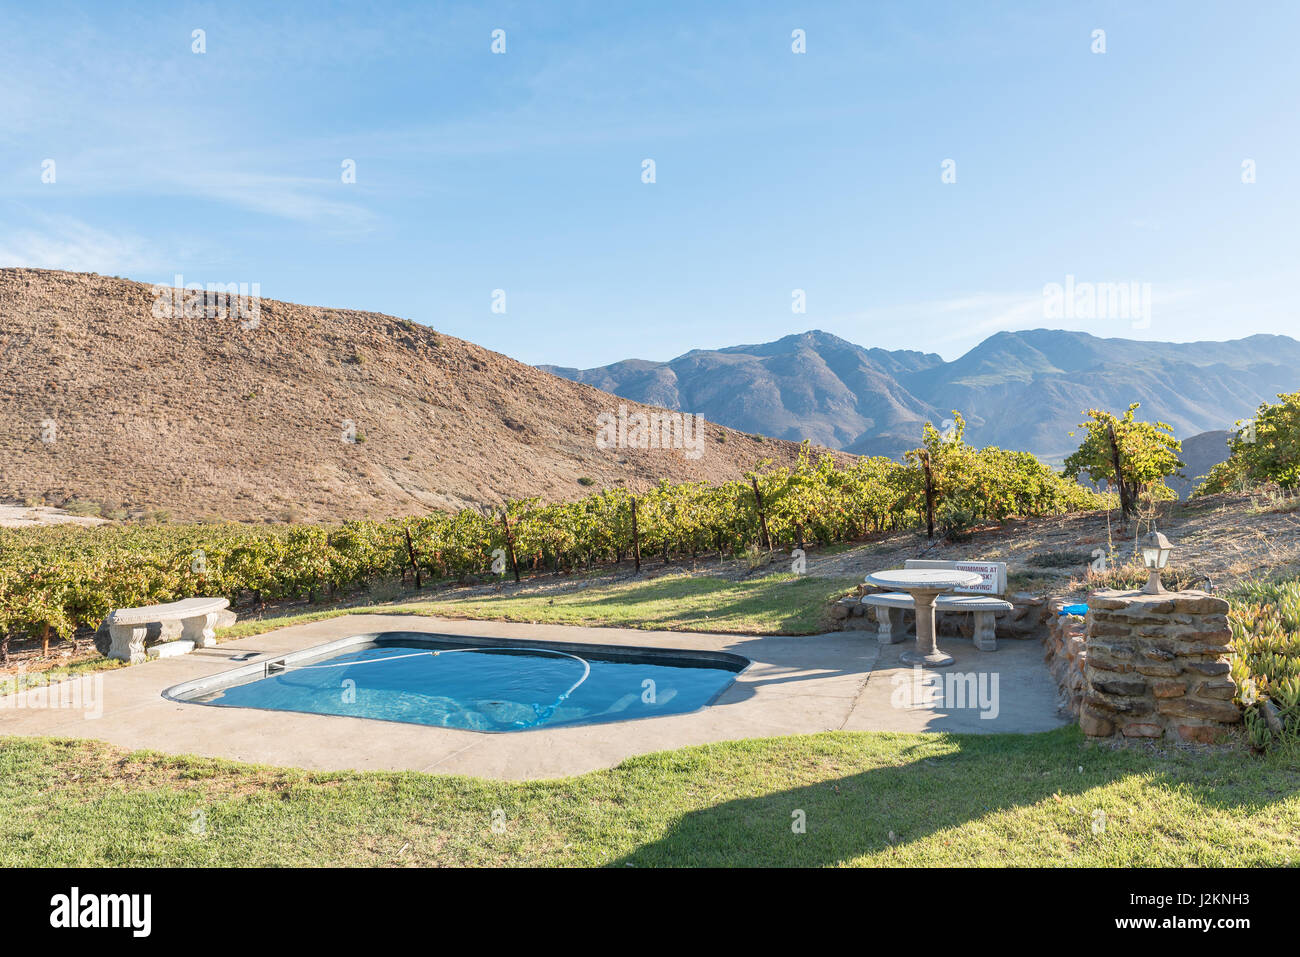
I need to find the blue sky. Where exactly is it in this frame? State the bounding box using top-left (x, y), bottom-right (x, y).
top-left (2, 0), bottom-right (1297, 367)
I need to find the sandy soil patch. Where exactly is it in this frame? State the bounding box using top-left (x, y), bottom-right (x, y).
top-left (0, 504), bottom-right (108, 529)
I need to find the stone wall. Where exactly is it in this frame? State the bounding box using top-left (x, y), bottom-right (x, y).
top-left (1044, 598), bottom-right (1088, 715)
top-left (1077, 589), bottom-right (1241, 743)
top-left (831, 586), bottom-right (877, 631)
top-left (832, 584), bottom-right (1049, 639)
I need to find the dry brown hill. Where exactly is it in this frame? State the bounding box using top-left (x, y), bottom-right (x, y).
top-left (0, 269), bottom-right (825, 522)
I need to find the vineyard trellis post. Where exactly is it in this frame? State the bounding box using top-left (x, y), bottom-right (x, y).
top-left (500, 509), bottom-right (521, 583)
top-left (750, 476), bottom-right (772, 552)
top-left (403, 526), bottom-right (422, 590)
top-left (922, 450), bottom-right (936, 539)
top-left (630, 496), bottom-right (641, 573)
top-left (324, 531), bottom-right (334, 600)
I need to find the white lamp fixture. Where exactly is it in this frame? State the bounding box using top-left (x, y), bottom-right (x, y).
top-left (1140, 531), bottom-right (1174, 594)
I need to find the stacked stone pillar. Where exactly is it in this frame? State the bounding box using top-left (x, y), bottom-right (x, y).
top-left (1079, 589), bottom-right (1241, 743)
top-left (1044, 598), bottom-right (1088, 714)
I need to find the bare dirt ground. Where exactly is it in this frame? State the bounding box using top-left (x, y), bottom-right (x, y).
top-left (0, 268), bottom-right (830, 523)
top-left (806, 491), bottom-right (1300, 595)
top-left (0, 504), bottom-right (107, 529)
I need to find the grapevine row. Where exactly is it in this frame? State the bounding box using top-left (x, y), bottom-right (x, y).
top-left (0, 440), bottom-right (1109, 655)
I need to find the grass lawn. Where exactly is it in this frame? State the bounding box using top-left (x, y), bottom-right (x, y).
top-left (217, 572), bottom-right (859, 643)
top-left (2, 728), bottom-right (1296, 867)
top-left (8, 562), bottom-right (1296, 868)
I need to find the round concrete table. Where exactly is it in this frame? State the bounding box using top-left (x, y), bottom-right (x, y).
top-left (864, 568), bottom-right (983, 667)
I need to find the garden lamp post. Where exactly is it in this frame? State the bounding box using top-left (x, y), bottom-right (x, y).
top-left (1140, 531), bottom-right (1175, 594)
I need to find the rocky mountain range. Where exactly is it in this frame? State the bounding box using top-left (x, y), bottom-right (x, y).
top-left (543, 329), bottom-right (1299, 463)
top-left (4, 270), bottom-right (1284, 523)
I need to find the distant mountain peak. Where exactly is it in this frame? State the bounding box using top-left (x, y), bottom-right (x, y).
top-left (545, 328), bottom-right (1300, 463)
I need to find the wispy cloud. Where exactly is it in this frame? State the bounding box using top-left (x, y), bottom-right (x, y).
top-left (156, 166), bottom-right (380, 231)
top-left (4, 139), bottom-right (380, 233)
top-left (0, 214), bottom-right (162, 275)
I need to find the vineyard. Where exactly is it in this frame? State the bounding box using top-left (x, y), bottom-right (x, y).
top-left (0, 437), bottom-right (1109, 659)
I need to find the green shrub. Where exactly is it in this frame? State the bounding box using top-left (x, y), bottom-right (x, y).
top-left (1195, 392), bottom-right (1300, 495)
top-left (1226, 577), bottom-right (1300, 750)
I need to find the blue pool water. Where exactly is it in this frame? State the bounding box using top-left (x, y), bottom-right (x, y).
top-left (192, 638), bottom-right (745, 732)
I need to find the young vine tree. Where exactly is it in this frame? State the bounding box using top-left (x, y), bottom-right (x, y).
top-left (1195, 392), bottom-right (1300, 495)
top-left (1063, 403), bottom-right (1182, 526)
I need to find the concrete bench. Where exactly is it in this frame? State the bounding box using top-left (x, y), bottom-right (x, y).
top-left (105, 597), bottom-right (230, 664)
top-left (863, 560), bottom-right (1012, 651)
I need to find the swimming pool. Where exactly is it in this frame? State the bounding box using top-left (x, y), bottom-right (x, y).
top-left (164, 632), bottom-right (748, 732)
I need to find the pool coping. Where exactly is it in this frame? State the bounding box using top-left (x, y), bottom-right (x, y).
top-left (0, 614), bottom-right (1069, 779)
top-left (163, 630), bottom-right (754, 733)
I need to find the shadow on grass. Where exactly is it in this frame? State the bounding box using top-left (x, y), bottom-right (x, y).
top-left (215, 566), bottom-right (865, 639)
top-left (610, 727), bottom-right (1296, 867)
top-left (491, 572), bottom-right (851, 634)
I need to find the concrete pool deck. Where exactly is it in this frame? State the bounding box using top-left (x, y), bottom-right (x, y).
top-left (0, 615), bottom-right (1070, 780)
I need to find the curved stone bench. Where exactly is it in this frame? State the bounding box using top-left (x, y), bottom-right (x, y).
top-left (106, 597), bottom-right (230, 664)
top-left (862, 592), bottom-right (1013, 651)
